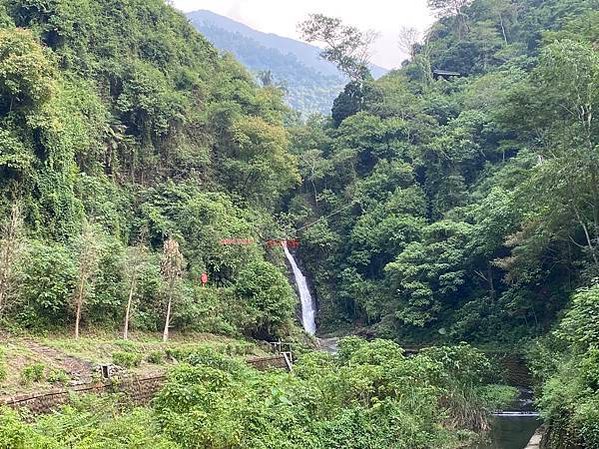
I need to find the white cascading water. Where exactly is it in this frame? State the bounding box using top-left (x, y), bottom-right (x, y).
top-left (282, 242), bottom-right (316, 335)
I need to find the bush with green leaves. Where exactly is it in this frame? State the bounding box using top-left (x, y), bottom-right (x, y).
top-left (153, 340), bottom-right (507, 448)
top-left (17, 241), bottom-right (77, 329)
top-left (0, 340), bottom-right (518, 448)
top-left (112, 351), bottom-right (142, 369)
top-left (0, 396), bottom-right (180, 448)
top-left (233, 261), bottom-right (296, 340)
top-left (20, 363), bottom-right (45, 385)
top-left (532, 284), bottom-right (599, 448)
top-left (47, 369), bottom-right (70, 385)
top-left (146, 351), bottom-right (165, 365)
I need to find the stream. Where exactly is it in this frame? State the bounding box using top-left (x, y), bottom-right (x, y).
top-left (283, 247), bottom-right (540, 449)
top-left (475, 388), bottom-right (541, 449)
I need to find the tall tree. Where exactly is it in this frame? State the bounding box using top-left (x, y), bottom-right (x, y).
top-left (428, 0), bottom-right (474, 37)
top-left (298, 14), bottom-right (377, 80)
top-left (398, 26), bottom-right (422, 60)
top-left (161, 237), bottom-right (184, 342)
top-left (73, 223), bottom-right (101, 339)
top-left (0, 202), bottom-right (23, 315)
top-left (122, 242), bottom-right (150, 340)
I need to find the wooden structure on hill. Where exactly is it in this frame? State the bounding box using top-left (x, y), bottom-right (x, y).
top-left (433, 69), bottom-right (462, 80)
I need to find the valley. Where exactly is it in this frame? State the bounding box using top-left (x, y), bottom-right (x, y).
top-left (0, 0), bottom-right (597, 447)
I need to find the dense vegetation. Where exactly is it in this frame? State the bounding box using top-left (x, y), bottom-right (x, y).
top-left (529, 284), bottom-right (599, 448)
top-left (288, 0), bottom-right (599, 345)
top-left (0, 0), bottom-right (302, 341)
top-left (1, 0), bottom-right (598, 447)
top-left (285, 1), bottom-right (599, 445)
top-left (0, 340), bottom-right (515, 448)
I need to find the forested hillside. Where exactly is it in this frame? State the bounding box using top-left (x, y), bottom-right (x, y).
top-left (286, 1), bottom-right (599, 446)
top-left (0, 0), bottom-right (598, 447)
top-left (187, 10), bottom-right (387, 115)
top-left (289, 0), bottom-right (598, 344)
top-left (0, 0), bottom-right (301, 341)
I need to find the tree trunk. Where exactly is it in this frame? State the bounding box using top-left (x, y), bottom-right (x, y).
top-left (499, 13), bottom-right (508, 45)
top-left (75, 280), bottom-right (84, 339)
top-left (574, 206), bottom-right (599, 266)
top-left (123, 281), bottom-right (135, 340)
top-left (163, 294), bottom-right (172, 342)
top-left (0, 281), bottom-right (5, 315)
top-left (488, 266), bottom-right (495, 300)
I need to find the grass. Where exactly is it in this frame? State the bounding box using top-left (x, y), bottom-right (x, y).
top-left (41, 330), bottom-right (264, 363)
top-left (112, 351), bottom-right (143, 368)
top-left (0, 341), bottom-right (61, 396)
top-left (0, 330), bottom-right (269, 398)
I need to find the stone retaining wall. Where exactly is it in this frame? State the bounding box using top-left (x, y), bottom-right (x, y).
top-left (1, 354), bottom-right (289, 415)
top-left (247, 354), bottom-right (291, 371)
top-left (2, 375), bottom-right (167, 414)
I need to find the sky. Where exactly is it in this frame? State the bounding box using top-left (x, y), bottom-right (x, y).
top-left (172, 0), bottom-right (435, 69)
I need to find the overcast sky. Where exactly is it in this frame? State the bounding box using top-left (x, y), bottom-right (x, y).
top-left (172, 0), bottom-right (434, 69)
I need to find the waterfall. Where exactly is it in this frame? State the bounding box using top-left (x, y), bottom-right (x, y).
top-left (282, 242), bottom-right (316, 335)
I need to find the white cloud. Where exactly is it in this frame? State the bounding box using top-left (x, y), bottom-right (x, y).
top-left (172, 0), bottom-right (434, 69)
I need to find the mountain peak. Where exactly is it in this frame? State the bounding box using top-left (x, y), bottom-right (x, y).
top-left (187, 9), bottom-right (388, 115)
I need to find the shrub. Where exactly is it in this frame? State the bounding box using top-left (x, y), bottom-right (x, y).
top-left (558, 284), bottom-right (599, 350)
top-left (233, 261), bottom-right (296, 339)
top-left (112, 351), bottom-right (142, 368)
top-left (186, 348), bottom-right (247, 373)
top-left (146, 351), bottom-right (164, 364)
top-left (114, 339), bottom-right (136, 352)
top-left (21, 363), bottom-right (45, 385)
top-left (477, 384), bottom-right (518, 411)
top-left (47, 369), bottom-right (70, 385)
top-left (18, 241), bottom-right (77, 328)
top-left (224, 342), bottom-right (254, 356)
top-left (574, 397), bottom-right (599, 448)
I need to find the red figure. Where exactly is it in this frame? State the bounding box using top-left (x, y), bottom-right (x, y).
top-left (201, 272), bottom-right (208, 287)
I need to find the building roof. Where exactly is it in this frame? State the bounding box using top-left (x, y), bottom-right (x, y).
top-left (433, 69), bottom-right (462, 77)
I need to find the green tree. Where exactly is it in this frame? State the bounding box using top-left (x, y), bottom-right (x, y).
top-left (386, 220), bottom-right (473, 327)
top-left (0, 202), bottom-right (23, 315)
top-left (0, 28), bottom-right (54, 113)
top-left (234, 261), bottom-right (295, 339)
top-left (72, 223), bottom-right (102, 339)
top-left (299, 14), bottom-right (376, 81)
top-left (122, 241), bottom-right (151, 340)
top-left (161, 237), bottom-right (184, 342)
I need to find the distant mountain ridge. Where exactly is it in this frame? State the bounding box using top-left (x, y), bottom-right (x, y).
top-left (187, 10), bottom-right (388, 115)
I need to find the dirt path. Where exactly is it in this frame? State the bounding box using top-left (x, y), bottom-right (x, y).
top-left (25, 340), bottom-right (94, 385)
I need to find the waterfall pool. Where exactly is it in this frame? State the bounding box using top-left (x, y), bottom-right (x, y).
top-left (475, 415), bottom-right (540, 449)
top-left (475, 388), bottom-right (541, 449)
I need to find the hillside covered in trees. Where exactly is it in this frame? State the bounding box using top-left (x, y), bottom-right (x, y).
top-left (290, 0), bottom-right (598, 344)
top-left (285, 0), bottom-right (598, 446)
top-left (0, 0), bottom-right (301, 341)
top-left (0, 0), bottom-right (598, 447)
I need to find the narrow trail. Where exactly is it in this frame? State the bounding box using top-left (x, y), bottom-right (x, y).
top-left (25, 340), bottom-right (94, 384)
